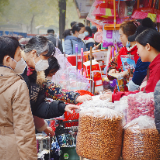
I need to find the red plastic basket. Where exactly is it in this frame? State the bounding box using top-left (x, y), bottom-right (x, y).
top-left (63, 90), bottom-right (94, 127)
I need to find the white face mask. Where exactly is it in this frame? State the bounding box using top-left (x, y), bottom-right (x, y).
top-left (78, 33), bottom-right (85, 39)
top-left (34, 57), bottom-right (49, 72)
top-left (12, 58), bottom-right (27, 74)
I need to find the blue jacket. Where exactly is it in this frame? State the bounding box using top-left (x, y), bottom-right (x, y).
top-left (64, 35), bottom-right (86, 55)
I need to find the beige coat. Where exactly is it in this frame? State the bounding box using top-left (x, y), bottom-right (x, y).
top-left (0, 66), bottom-right (37, 160)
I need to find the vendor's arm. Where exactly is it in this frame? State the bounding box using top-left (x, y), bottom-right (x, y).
top-left (100, 90), bottom-right (139, 102)
top-left (112, 90), bottom-right (139, 102)
top-left (128, 58), bottom-right (150, 91)
top-left (43, 80), bottom-right (92, 104)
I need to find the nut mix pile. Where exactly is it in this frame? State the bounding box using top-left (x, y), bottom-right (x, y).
top-left (76, 108), bottom-right (123, 160)
top-left (122, 116), bottom-right (160, 160)
top-left (127, 92), bottom-right (154, 123)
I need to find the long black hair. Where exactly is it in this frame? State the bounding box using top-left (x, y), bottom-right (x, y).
top-left (45, 56), bottom-right (60, 76)
top-left (136, 29), bottom-right (160, 52)
top-left (72, 23), bottom-right (85, 34)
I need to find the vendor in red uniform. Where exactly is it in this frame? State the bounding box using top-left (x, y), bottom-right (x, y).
top-left (107, 20), bottom-right (139, 91)
top-left (100, 28), bottom-right (160, 102)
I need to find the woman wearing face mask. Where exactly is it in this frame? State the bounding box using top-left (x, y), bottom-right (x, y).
top-left (33, 56), bottom-right (92, 136)
top-left (107, 20), bottom-right (139, 74)
top-left (21, 36), bottom-right (79, 119)
top-left (64, 23), bottom-right (86, 55)
top-left (21, 41), bottom-right (85, 137)
top-left (106, 20), bottom-right (139, 91)
top-left (84, 26), bottom-right (95, 51)
top-left (100, 28), bottom-right (160, 102)
top-left (0, 36), bottom-right (37, 160)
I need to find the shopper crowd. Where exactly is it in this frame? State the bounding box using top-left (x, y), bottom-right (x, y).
top-left (0, 32), bottom-right (92, 159)
top-left (1, 17), bottom-right (160, 159)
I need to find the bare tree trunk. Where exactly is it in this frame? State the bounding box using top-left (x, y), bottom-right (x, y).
top-left (59, 0), bottom-right (66, 40)
top-left (30, 14), bottom-right (35, 34)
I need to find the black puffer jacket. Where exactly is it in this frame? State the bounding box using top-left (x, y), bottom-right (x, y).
top-left (154, 80), bottom-right (160, 133)
top-left (21, 68), bottom-right (66, 119)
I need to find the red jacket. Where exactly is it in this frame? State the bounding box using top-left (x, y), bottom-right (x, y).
top-left (112, 53), bottom-right (160, 102)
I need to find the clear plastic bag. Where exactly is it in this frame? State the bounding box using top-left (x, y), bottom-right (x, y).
top-left (114, 96), bottom-right (128, 126)
top-left (52, 48), bottom-right (89, 91)
top-left (127, 92), bottom-right (154, 123)
top-left (122, 116), bottom-right (160, 160)
top-left (76, 107), bottom-right (123, 160)
top-left (77, 95), bottom-right (115, 112)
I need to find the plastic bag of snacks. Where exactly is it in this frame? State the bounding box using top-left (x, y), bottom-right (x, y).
top-left (127, 92), bottom-right (154, 123)
top-left (76, 107), bottom-right (123, 160)
top-left (78, 95), bottom-right (115, 110)
top-left (122, 116), bottom-right (160, 160)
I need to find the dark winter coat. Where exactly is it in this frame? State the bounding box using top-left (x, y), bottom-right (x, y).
top-left (21, 69), bottom-right (66, 119)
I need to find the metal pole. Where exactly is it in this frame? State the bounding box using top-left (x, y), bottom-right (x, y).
top-left (81, 48), bottom-right (83, 75)
top-left (75, 44), bottom-right (78, 70)
top-left (113, 0), bottom-right (116, 29)
top-left (49, 133), bottom-right (51, 160)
